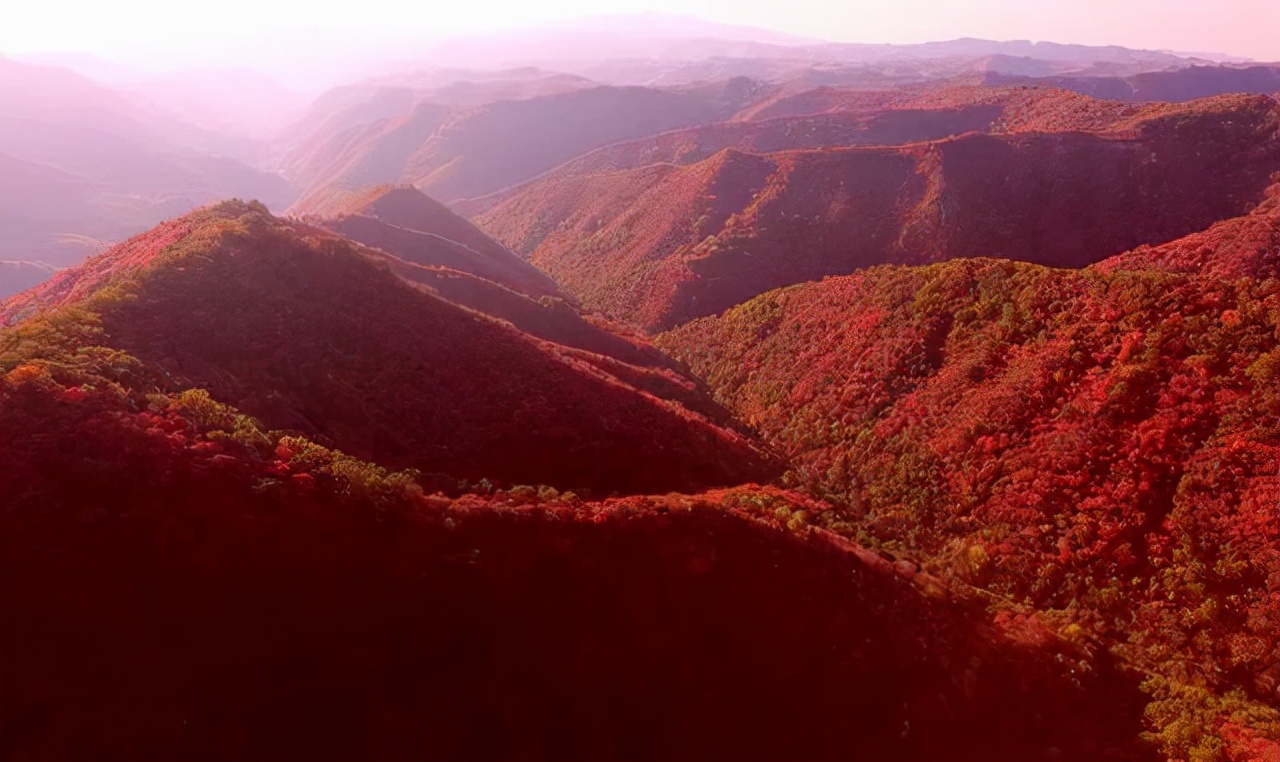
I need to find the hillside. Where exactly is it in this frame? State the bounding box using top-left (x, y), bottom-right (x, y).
top-left (478, 92), bottom-right (1280, 331)
top-left (986, 64), bottom-right (1280, 103)
top-left (459, 85), bottom-right (1215, 217)
top-left (281, 79), bottom-right (770, 210)
top-left (657, 199), bottom-right (1280, 760)
top-left (294, 185), bottom-right (561, 298)
top-left (1, 254), bottom-right (1163, 758)
top-left (0, 201), bottom-right (772, 494)
top-left (0, 371), bottom-right (1151, 760)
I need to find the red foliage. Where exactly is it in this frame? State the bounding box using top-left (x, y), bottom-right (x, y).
top-left (659, 205), bottom-right (1280, 752)
top-left (0, 360), bottom-right (1152, 759)
top-left (477, 91), bottom-right (1280, 331)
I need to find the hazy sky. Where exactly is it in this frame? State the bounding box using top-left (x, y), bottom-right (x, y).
top-left (2, 0), bottom-right (1276, 69)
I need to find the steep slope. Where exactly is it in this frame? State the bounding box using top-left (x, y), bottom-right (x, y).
top-left (291, 185), bottom-right (697, 382)
top-left (658, 199), bottom-right (1280, 760)
top-left (457, 85), bottom-right (1200, 218)
top-left (479, 93), bottom-right (1280, 331)
top-left (0, 201), bottom-right (772, 494)
top-left (1099, 192), bottom-right (1280, 278)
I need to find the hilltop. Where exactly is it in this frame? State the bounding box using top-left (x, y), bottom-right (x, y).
top-left (1, 201), bottom-right (772, 494)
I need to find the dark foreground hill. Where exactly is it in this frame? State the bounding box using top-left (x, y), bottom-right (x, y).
top-left (0, 201), bottom-right (771, 494)
top-left (0, 372), bottom-right (1149, 761)
top-left (658, 196), bottom-right (1280, 761)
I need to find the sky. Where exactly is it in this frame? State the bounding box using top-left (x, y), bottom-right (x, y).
top-left (1, 0), bottom-right (1277, 78)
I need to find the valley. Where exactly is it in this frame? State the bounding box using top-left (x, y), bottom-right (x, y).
top-left (2, 10), bottom-right (1278, 761)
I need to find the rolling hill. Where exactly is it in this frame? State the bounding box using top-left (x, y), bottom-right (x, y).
top-left (0, 383), bottom-right (1151, 760)
top-left (0, 200), bottom-right (771, 494)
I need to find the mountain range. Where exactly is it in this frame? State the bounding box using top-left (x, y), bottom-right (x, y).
top-left (2, 18), bottom-right (1279, 761)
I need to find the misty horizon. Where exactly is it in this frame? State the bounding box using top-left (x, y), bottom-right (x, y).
top-left (2, 1), bottom-right (1277, 94)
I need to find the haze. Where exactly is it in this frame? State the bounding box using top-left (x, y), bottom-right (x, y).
top-left (2, 0), bottom-right (1276, 91)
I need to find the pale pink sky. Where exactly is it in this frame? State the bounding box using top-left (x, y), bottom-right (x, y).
top-left (1, 0), bottom-right (1275, 66)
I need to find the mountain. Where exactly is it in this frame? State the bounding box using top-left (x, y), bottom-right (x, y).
top-left (1, 198), bottom-right (1153, 760)
top-left (120, 67), bottom-right (310, 140)
top-left (281, 78), bottom-right (772, 209)
top-left (477, 91), bottom-right (1280, 331)
top-left (411, 22), bottom-right (1206, 83)
top-left (986, 63), bottom-right (1280, 102)
top-left (657, 196), bottom-right (1280, 761)
top-left (0, 388), bottom-right (1151, 760)
top-left (461, 84), bottom-right (1206, 216)
top-left (1, 201), bottom-right (771, 494)
top-left (0, 59), bottom-right (296, 277)
top-left (293, 186), bottom-right (712, 392)
top-left (292, 185), bottom-right (560, 297)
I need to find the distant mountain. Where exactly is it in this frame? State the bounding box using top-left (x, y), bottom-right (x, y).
top-left (477, 91), bottom-right (1280, 330)
top-left (415, 12), bottom-right (818, 71)
top-left (657, 197), bottom-right (1280, 761)
top-left (282, 78), bottom-right (772, 208)
top-left (0, 59), bottom-right (296, 278)
top-left (1, 200), bottom-right (771, 494)
top-left (120, 67), bottom-right (310, 140)
top-left (278, 67), bottom-right (599, 190)
top-left (986, 63), bottom-right (1280, 101)
top-left (411, 19), bottom-right (1208, 80)
top-left (292, 185), bottom-right (560, 297)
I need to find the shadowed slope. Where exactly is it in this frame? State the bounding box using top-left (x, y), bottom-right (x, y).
top-left (480, 93), bottom-right (1280, 331)
top-left (0, 201), bottom-right (773, 494)
top-left (293, 186), bottom-right (705, 387)
top-left (0, 365), bottom-right (1152, 760)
